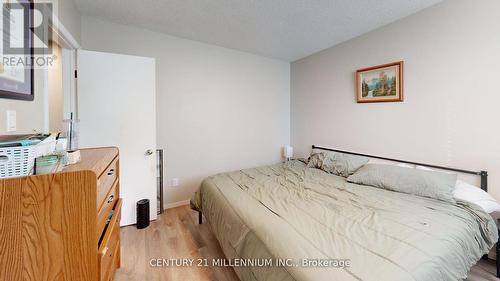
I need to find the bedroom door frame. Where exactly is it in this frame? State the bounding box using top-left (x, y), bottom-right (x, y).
top-left (49, 13), bottom-right (80, 126)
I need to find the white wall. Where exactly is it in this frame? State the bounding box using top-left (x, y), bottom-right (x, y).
top-left (56, 0), bottom-right (81, 44)
top-left (81, 17), bottom-right (290, 205)
top-left (291, 0), bottom-right (500, 199)
top-left (48, 42), bottom-right (63, 132)
top-left (0, 69), bottom-right (47, 134)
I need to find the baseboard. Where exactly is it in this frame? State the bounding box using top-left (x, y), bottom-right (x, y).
top-left (165, 199), bottom-right (190, 209)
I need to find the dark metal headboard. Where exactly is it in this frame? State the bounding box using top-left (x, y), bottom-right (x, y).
top-left (312, 145), bottom-right (488, 192)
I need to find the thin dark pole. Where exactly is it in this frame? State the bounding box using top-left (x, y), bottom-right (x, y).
top-left (157, 149), bottom-right (164, 215)
top-left (68, 112), bottom-right (73, 150)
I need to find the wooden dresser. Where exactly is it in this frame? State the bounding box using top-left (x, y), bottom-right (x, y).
top-left (0, 147), bottom-right (122, 281)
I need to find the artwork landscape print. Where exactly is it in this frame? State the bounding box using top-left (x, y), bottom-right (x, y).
top-left (356, 61), bottom-right (403, 103)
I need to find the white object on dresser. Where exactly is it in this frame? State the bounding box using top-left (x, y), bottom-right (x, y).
top-left (66, 150), bottom-right (81, 165)
top-left (0, 145), bottom-right (35, 178)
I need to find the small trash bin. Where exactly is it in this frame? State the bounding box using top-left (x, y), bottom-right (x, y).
top-left (136, 199), bottom-right (150, 229)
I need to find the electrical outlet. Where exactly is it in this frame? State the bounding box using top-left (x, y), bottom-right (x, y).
top-left (6, 110), bottom-right (16, 132)
top-left (170, 178), bottom-right (179, 187)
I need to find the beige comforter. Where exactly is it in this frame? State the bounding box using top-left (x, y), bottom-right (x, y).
top-left (191, 160), bottom-right (498, 281)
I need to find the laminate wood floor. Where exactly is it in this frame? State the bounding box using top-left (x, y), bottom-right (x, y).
top-left (115, 205), bottom-right (499, 281)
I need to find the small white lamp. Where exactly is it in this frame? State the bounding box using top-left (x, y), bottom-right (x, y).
top-left (283, 145), bottom-right (293, 164)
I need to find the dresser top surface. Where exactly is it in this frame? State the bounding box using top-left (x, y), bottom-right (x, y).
top-left (62, 147), bottom-right (119, 177)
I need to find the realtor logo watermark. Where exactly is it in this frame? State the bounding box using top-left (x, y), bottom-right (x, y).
top-left (1, 1), bottom-right (56, 68)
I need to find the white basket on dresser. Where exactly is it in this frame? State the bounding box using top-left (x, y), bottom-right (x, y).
top-left (0, 145), bottom-right (35, 179)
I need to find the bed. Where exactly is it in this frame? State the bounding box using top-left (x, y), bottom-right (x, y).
top-left (191, 146), bottom-right (499, 281)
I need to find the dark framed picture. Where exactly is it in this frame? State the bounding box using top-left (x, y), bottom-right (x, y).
top-left (0, 0), bottom-right (35, 101)
top-left (356, 61), bottom-right (403, 103)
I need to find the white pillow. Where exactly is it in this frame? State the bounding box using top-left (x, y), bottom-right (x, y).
top-left (396, 163), bottom-right (415, 169)
top-left (416, 165), bottom-right (500, 213)
top-left (367, 159), bottom-right (414, 168)
top-left (453, 180), bottom-right (500, 213)
top-left (415, 165), bottom-right (439, 172)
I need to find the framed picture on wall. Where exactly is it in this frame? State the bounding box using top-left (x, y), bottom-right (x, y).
top-left (356, 61), bottom-right (403, 103)
top-left (0, 0), bottom-right (35, 101)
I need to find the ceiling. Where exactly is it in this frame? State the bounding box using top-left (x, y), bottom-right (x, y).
top-left (75, 0), bottom-right (442, 62)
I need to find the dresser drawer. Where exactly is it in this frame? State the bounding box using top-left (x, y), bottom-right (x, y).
top-left (97, 157), bottom-right (118, 210)
top-left (106, 241), bottom-right (120, 281)
top-left (99, 199), bottom-right (122, 281)
top-left (97, 180), bottom-right (119, 238)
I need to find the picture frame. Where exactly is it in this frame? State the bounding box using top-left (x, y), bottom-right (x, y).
top-left (0, 0), bottom-right (35, 101)
top-left (356, 61), bottom-right (403, 103)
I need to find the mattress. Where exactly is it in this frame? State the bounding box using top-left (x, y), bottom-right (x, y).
top-left (191, 160), bottom-right (498, 281)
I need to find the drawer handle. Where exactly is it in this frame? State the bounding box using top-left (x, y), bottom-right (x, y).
top-left (107, 195), bottom-right (115, 203)
top-left (107, 169), bottom-right (115, 176)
